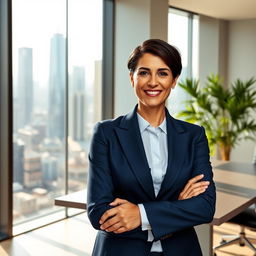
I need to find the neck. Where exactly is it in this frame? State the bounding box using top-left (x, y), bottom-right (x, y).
top-left (137, 103), bottom-right (166, 127)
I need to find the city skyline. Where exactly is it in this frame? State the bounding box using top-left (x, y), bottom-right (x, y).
top-left (12, 31), bottom-right (102, 224)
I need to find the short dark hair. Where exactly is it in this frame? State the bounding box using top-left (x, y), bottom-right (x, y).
top-left (127, 39), bottom-right (182, 79)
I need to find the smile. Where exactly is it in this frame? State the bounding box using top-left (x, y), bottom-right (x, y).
top-left (144, 90), bottom-right (162, 97)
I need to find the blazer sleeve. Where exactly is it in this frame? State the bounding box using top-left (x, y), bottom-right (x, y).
top-left (143, 126), bottom-right (216, 241)
top-left (87, 122), bottom-right (115, 230)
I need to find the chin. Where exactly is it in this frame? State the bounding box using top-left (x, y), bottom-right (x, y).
top-left (141, 100), bottom-right (166, 109)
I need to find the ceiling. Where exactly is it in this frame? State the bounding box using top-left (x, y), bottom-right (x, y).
top-left (169, 0), bottom-right (256, 20)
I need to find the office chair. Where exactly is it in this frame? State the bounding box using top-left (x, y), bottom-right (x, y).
top-left (213, 205), bottom-right (256, 256)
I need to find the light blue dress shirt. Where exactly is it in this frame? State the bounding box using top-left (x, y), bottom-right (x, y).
top-left (137, 112), bottom-right (168, 252)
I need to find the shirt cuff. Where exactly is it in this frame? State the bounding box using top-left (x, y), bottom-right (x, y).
top-left (138, 204), bottom-right (152, 231)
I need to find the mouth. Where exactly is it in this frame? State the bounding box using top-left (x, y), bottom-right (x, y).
top-left (144, 90), bottom-right (162, 97)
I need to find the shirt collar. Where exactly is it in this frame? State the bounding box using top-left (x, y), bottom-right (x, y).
top-left (137, 112), bottom-right (167, 134)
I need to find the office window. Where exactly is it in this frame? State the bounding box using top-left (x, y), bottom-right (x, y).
top-left (167, 8), bottom-right (198, 115)
top-left (67, 0), bottom-right (103, 215)
top-left (12, 0), bottom-right (103, 234)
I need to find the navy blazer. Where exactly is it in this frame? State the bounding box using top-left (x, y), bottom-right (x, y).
top-left (87, 104), bottom-right (216, 256)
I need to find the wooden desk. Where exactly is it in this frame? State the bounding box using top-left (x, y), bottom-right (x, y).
top-left (196, 162), bottom-right (256, 255)
top-left (54, 162), bottom-right (256, 256)
top-left (55, 189), bottom-right (87, 210)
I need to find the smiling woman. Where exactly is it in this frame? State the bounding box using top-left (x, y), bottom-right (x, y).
top-left (127, 39), bottom-right (181, 126)
top-left (87, 39), bottom-right (216, 256)
top-left (129, 53), bottom-right (178, 123)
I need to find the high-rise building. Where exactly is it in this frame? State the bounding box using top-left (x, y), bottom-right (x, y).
top-left (18, 126), bottom-right (40, 151)
top-left (17, 47), bottom-right (33, 130)
top-left (13, 139), bottom-right (25, 185)
top-left (48, 33), bottom-right (66, 140)
top-left (93, 60), bottom-right (102, 124)
top-left (41, 152), bottom-right (58, 183)
top-left (23, 151), bottom-right (42, 189)
top-left (72, 92), bottom-right (86, 141)
top-left (70, 66), bottom-right (86, 141)
top-left (72, 66), bottom-right (85, 92)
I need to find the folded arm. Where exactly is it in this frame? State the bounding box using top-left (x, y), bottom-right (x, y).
top-left (142, 126), bottom-right (216, 240)
top-left (100, 127), bottom-right (215, 241)
top-left (87, 122), bottom-right (115, 230)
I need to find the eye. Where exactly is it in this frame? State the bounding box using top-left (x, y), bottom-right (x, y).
top-left (158, 71), bottom-right (168, 77)
top-left (138, 70), bottom-right (149, 76)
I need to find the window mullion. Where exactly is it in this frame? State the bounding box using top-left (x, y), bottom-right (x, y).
top-left (0, 0), bottom-right (13, 241)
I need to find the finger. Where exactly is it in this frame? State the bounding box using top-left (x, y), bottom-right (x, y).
top-left (100, 215), bottom-right (120, 230)
top-left (188, 187), bottom-right (208, 198)
top-left (182, 174), bottom-right (207, 195)
top-left (182, 174), bottom-right (204, 194)
top-left (188, 174), bottom-right (205, 185)
top-left (185, 181), bottom-right (210, 192)
top-left (183, 184), bottom-right (208, 198)
top-left (186, 186), bottom-right (208, 198)
top-left (109, 198), bottom-right (128, 206)
top-left (113, 227), bottom-right (127, 234)
top-left (181, 183), bottom-right (209, 200)
top-left (105, 222), bottom-right (123, 232)
top-left (99, 208), bottom-right (117, 224)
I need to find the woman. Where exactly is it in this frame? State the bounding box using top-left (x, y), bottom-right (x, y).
top-left (87, 39), bottom-right (216, 256)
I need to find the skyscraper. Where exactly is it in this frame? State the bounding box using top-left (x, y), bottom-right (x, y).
top-left (23, 150), bottom-right (42, 189)
top-left (72, 92), bottom-right (86, 141)
top-left (93, 60), bottom-right (102, 123)
top-left (13, 139), bottom-right (25, 185)
top-left (41, 152), bottom-right (58, 184)
top-left (17, 47), bottom-right (33, 130)
top-left (48, 33), bottom-right (66, 140)
top-left (70, 66), bottom-right (86, 141)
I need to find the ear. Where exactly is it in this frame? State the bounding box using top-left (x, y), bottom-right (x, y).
top-left (129, 72), bottom-right (134, 87)
top-left (171, 76), bottom-right (179, 89)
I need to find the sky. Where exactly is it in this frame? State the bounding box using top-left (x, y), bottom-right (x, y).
top-left (12, 0), bottom-right (103, 88)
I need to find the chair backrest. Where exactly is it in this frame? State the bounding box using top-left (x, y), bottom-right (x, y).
top-left (229, 206), bottom-right (256, 230)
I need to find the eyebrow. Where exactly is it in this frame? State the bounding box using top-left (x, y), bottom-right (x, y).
top-left (138, 67), bottom-right (170, 71)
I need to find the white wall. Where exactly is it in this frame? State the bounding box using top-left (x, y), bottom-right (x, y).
top-left (198, 15), bottom-right (220, 83)
top-left (198, 16), bottom-right (228, 85)
top-left (228, 19), bottom-right (256, 162)
top-left (114, 0), bottom-right (169, 117)
top-left (199, 17), bottom-right (256, 162)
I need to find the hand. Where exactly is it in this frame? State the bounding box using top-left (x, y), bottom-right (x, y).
top-left (99, 198), bottom-right (141, 234)
top-left (178, 174), bottom-right (210, 200)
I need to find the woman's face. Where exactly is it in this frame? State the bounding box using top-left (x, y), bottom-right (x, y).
top-left (130, 53), bottom-right (178, 110)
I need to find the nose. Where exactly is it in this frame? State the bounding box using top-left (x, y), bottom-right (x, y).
top-left (148, 73), bottom-right (158, 87)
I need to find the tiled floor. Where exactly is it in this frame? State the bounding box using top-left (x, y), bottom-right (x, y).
top-left (0, 213), bottom-right (255, 256)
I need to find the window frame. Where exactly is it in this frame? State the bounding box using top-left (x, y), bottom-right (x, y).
top-left (168, 6), bottom-right (198, 79)
top-left (0, 0), bottom-right (13, 241)
top-left (0, 0), bottom-right (114, 241)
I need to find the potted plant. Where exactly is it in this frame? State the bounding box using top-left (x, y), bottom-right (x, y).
top-left (177, 74), bottom-right (256, 160)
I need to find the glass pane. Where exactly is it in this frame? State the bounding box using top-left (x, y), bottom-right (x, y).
top-left (67, 0), bottom-right (103, 214)
top-left (192, 15), bottom-right (199, 79)
top-left (167, 9), bottom-right (198, 116)
top-left (12, 0), bottom-right (66, 234)
top-left (168, 9), bottom-right (189, 116)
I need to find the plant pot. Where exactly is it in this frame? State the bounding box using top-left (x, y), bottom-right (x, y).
top-left (219, 144), bottom-right (231, 161)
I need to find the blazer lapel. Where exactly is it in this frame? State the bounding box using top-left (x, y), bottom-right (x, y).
top-left (157, 108), bottom-right (188, 199)
top-left (114, 105), bottom-right (156, 200)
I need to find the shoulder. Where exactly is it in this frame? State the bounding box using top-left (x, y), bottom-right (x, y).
top-left (92, 115), bottom-right (124, 136)
top-left (171, 116), bottom-right (205, 138)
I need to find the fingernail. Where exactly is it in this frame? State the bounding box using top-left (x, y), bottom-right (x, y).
top-left (99, 220), bottom-right (102, 224)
